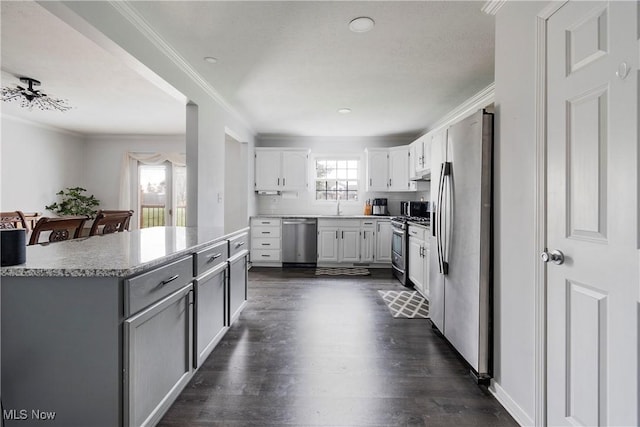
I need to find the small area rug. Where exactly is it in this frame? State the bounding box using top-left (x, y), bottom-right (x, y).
top-left (315, 267), bottom-right (371, 276)
top-left (378, 290), bottom-right (429, 319)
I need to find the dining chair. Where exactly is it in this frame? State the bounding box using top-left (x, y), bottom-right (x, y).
top-left (28, 216), bottom-right (88, 245)
top-left (0, 211), bottom-right (28, 230)
top-left (89, 210), bottom-right (134, 236)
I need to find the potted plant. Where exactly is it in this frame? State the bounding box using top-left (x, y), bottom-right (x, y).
top-left (46, 187), bottom-right (101, 219)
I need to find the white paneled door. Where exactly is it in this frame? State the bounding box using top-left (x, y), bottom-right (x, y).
top-left (546, 1), bottom-right (638, 426)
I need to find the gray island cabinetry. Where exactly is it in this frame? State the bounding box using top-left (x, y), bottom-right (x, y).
top-left (1, 226), bottom-right (249, 427)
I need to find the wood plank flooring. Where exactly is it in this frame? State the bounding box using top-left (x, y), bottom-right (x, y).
top-left (158, 267), bottom-right (517, 427)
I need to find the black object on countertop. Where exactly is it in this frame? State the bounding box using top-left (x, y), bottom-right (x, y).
top-left (1, 229), bottom-right (26, 266)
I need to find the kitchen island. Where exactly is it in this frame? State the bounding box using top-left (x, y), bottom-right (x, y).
top-left (1, 226), bottom-right (249, 427)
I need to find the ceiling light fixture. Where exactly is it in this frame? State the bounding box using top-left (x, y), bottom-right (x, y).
top-left (338, 108), bottom-right (352, 114)
top-left (204, 56), bottom-right (218, 64)
top-left (1, 77), bottom-right (71, 112)
top-left (349, 17), bottom-right (375, 33)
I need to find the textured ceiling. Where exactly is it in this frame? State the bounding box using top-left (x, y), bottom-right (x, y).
top-left (0, 1), bottom-right (495, 138)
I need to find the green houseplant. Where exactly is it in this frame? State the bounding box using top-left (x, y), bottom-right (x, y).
top-left (46, 187), bottom-right (100, 219)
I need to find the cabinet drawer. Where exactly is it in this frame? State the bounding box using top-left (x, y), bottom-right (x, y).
top-left (252, 226), bottom-right (281, 238)
top-left (251, 218), bottom-right (280, 227)
top-left (251, 237), bottom-right (281, 250)
top-left (193, 240), bottom-right (228, 277)
top-left (408, 226), bottom-right (426, 240)
top-left (251, 249), bottom-right (281, 262)
top-left (125, 256), bottom-right (193, 316)
top-left (229, 232), bottom-right (249, 257)
top-left (361, 219), bottom-right (376, 228)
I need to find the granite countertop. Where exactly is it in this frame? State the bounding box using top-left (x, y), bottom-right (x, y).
top-left (253, 214), bottom-right (394, 219)
top-left (0, 226), bottom-right (249, 278)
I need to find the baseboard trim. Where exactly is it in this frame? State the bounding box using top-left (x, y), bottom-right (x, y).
top-left (489, 380), bottom-right (535, 427)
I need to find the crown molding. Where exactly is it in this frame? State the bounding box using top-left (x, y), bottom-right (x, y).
top-left (424, 82), bottom-right (495, 135)
top-left (481, 0), bottom-right (507, 15)
top-left (108, 1), bottom-right (255, 135)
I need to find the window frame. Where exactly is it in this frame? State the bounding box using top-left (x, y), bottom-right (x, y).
top-left (312, 155), bottom-right (362, 203)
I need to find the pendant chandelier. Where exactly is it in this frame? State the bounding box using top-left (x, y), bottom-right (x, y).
top-left (1, 77), bottom-right (71, 112)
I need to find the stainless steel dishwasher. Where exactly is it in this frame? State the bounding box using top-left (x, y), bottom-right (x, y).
top-left (282, 218), bottom-right (317, 266)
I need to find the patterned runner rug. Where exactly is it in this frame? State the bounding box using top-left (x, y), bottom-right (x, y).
top-left (378, 290), bottom-right (429, 319)
top-left (315, 267), bottom-right (371, 276)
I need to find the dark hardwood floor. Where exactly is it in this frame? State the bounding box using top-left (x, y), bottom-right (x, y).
top-left (158, 267), bottom-right (517, 427)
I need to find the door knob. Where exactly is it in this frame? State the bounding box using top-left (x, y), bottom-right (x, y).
top-left (541, 249), bottom-right (564, 265)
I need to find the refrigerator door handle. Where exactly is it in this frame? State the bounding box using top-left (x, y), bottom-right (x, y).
top-left (441, 162), bottom-right (452, 275)
top-left (437, 162), bottom-right (446, 274)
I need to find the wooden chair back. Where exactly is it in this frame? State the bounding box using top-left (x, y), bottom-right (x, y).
top-left (89, 210), bottom-right (134, 236)
top-left (1, 211), bottom-right (28, 230)
top-left (29, 216), bottom-right (88, 245)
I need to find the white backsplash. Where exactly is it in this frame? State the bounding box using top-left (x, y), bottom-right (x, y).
top-left (255, 183), bottom-right (430, 216)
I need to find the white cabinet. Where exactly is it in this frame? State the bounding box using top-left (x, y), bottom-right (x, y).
top-left (255, 148), bottom-right (309, 191)
top-left (250, 217), bottom-right (281, 265)
top-left (408, 225), bottom-right (429, 298)
top-left (389, 146), bottom-right (416, 191)
top-left (366, 146), bottom-right (415, 192)
top-left (317, 218), bottom-right (392, 265)
top-left (228, 232), bottom-right (249, 325)
top-left (410, 134), bottom-right (432, 179)
top-left (375, 220), bottom-right (392, 263)
top-left (360, 219), bottom-right (376, 263)
top-left (365, 148), bottom-right (389, 191)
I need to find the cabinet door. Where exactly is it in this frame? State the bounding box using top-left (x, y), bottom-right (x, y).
top-left (125, 284), bottom-right (193, 427)
top-left (360, 228), bottom-right (375, 262)
top-left (389, 147), bottom-right (410, 191)
top-left (317, 228), bottom-right (339, 262)
top-left (228, 252), bottom-right (248, 325)
top-left (375, 220), bottom-right (392, 262)
top-left (281, 151), bottom-right (308, 190)
top-left (366, 149), bottom-right (389, 191)
top-left (340, 228), bottom-right (360, 262)
top-left (421, 138), bottom-right (432, 176)
top-left (255, 150), bottom-right (282, 190)
top-left (195, 264), bottom-right (227, 368)
top-left (408, 236), bottom-right (424, 290)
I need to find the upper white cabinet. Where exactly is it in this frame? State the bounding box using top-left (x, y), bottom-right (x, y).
top-left (365, 146), bottom-right (415, 192)
top-left (389, 146), bottom-right (416, 191)
top-left (365, 148), bottom-right (390, 191)
top-left (410, 134), bottom-right (432, 179)
top-left (255, 148), bottom-right (309, 191)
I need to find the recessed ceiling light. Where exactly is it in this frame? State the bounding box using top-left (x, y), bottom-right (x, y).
top-left (349, 17), bottom-right (375, 33)
top-left (204, 56), bottom-right (218, 64)
top-left (338, 108), bottom-right (352, 114)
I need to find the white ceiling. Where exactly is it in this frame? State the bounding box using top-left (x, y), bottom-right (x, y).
top-left (0, 1), bottom-right (495, 138)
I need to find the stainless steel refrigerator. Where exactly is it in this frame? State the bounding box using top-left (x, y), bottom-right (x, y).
top-left (429, 109), bottom-right (493, 379)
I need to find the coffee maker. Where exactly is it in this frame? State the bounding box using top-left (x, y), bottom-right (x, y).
top-left (372, 198), bottom-right (388, 215)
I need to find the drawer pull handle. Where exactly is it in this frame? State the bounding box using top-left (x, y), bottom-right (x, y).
top-left (235, 241), bottom-right (246, 248)
top-left (159, 275), bottom-right (179, 287)
top-left (261, 254), bottom-right (270, 257)
top-left (261, 221), bottom-right (270, 224)
top-left (261, 231), bottom-right (271, 234)
top-left (261, 243), bottom-right (271, 246)
top-left (207, 253), bottom-right (223, 263)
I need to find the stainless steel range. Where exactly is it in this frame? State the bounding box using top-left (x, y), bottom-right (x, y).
top-left (391, 201), bottom-right (430, 286)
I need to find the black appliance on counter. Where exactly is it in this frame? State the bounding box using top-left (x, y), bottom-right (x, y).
top-left (391, 201), bottom-right (430, 287)
top-left (372, 198), bottom-right (388, 216)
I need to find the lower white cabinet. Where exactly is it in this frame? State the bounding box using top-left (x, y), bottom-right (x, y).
top-left (228, 250), bottom-right (248, 325)
top-left (124, 284), bottom-right (194, 427)
top-left (408, 225), bottom-right (429, 298)
top-left (375, 220), bottom-right (392, 263)
top-left (250, 218), bottom-right (281, 265)
top-left (317, 218), bottom-right (392, 265)
top-left (194, 262), bottom-right (227, 368)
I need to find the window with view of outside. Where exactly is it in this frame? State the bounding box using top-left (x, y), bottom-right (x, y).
top-left (315, 159), bottom-right (359, 201)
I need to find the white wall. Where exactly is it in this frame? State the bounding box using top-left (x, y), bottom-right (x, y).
top-left (490, 2), bottom-right (547, 424)
top-left (82, 134), bottom-right (185, 210)
top-left (224, 134), bottom-right (249, 232)
top-left (1, 116), bottom-right (86, 214)
top-left (255, 135), bottom-right (430, 216)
